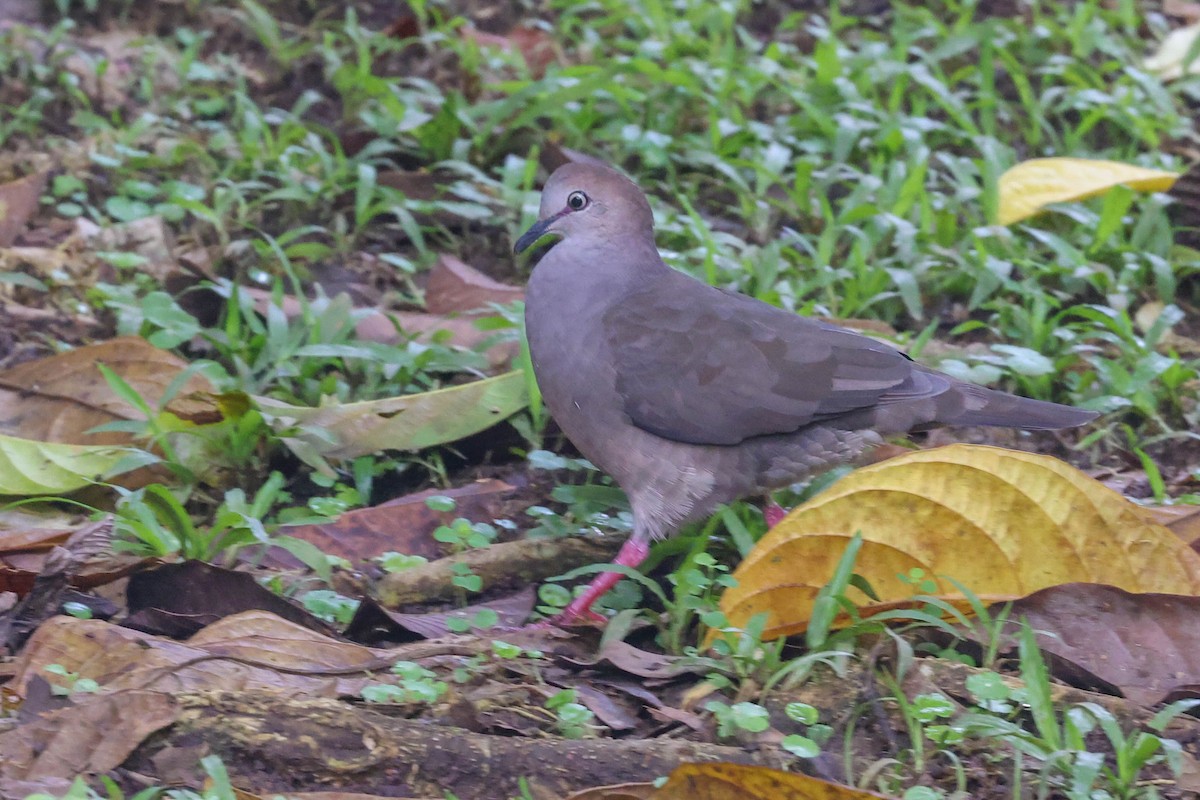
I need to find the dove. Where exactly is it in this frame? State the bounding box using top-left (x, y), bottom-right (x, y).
top-left (516, 162), bottom-right (1097, 624)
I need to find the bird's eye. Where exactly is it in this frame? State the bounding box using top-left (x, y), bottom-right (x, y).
top-left (566, 191), bottom-right (589, 211)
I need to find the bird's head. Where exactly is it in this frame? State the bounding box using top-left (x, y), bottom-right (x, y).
top-left (514, 162), bottom-right (654, 254)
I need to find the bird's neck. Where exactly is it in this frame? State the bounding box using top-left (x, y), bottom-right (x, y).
top-left (533, 235), bottom-right (668, 298)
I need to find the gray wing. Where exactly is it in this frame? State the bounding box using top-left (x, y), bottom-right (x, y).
top-left (602, 277), bottom-right (946, 446)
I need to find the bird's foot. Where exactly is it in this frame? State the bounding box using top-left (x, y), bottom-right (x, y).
top-left (525, 537), bottom-right (652, 629)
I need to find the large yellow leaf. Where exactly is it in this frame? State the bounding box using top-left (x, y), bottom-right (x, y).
top-left (996, 158), bottom-right (1179, 225)
top-left (653, 763), bottom-right (889, 799)
top-left (720, 444), bottom-right (1200, 641)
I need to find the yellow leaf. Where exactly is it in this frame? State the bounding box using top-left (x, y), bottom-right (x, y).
top-left (996, 158), bottom-right (1179, 225)
top-left (719, 445), bottom-right (1200, 641)
top-left (1145, 23), bottom-right (1200, 81)
top-left (652, 763), bottom-right (889, 799)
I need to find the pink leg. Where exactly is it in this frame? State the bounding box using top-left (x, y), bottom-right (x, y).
top-left (763, 499), bottom-right (788, 528)
top-left (553, 537), bottom-right (651, 626)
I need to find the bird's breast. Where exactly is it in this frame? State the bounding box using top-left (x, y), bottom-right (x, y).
top-left (524, 261), bottom-right (634, 470)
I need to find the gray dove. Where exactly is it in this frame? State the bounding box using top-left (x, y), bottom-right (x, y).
top-left (516, 162), bottom-right (1097, 624)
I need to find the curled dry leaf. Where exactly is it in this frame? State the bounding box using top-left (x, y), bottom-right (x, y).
top-left (126, 560), bottom-right (336, 638)
top-left (996, 158), bottom-right (1179, 225)
top-left (10, 611), bottom-right (394, 699)
top-left (720, 444), bottom-right (1200, 641)
top-left (255, 371), bottom-right (528, 466)
top-left (1142, 503), bottom-right (1200, 548)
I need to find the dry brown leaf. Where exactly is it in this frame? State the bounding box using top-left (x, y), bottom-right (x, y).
top-left (274, 479), bottom-right (517, 564)
top-left (1166, 0), bottom-right (1200, 20)
top-left (721, 444), bottom-right (1200, 640)
top-left (82, 216), bottom-right (179, 283)
top-left (0, 169), bottom-right (48, 247)
top-left (10, 611), bottom-right (394, 698)
top-left (0, 336), bottom-right (217, 446)
top-left (2, 547), bottom-right (147, 595)
top-left (0, 690), bottom-right (179, 781)
top-left (350, 588), bottom-right (536, 641)
top-left (126, 560), bottom-right (335, 638)
top-left (0, 528), bottom-right (70, 553)
top-left (652, 763), bottom-right (889, 799)
top-left (1008, 584), bottom-right (1200, 706)
top-left (460, 25), bottom-right (556, 78)
top-left (424, 254), bottom-right (524, 314)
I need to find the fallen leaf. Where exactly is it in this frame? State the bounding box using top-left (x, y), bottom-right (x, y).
top-left (376, 169), bottom-right (443, 199)
top-left (81, 216), bottom-right (179, 283)
top-left (720, 444), bottom-right (1200, 641)
top-left (0, 433), bottom-right (135, 494)
top-left (1165, 0), bottom-right (1200, 20)
top-left (565, 782), bottom-right (657, 800)
top-left (125, 560), bottom-right (336, 638)
top-left (1145, 23), bottom-right (1200, 80)
top-left (652, 762), bottom-right (889, 799)
top-left (1, 517), bottom-right (116, 653)
top-left (255, 371), bottom-right (528, 465)
top-left (1008, 583), bottom-right (1200, 706)
top-left (0, 336), bottom-right (217, 445)
top-left (0, 690), bottom-right (179, 781)
top-left (345, 588), bottom-right (536, 642)
top-left (424, 254), bottom-right (524, 314)
top-left (276, 479), bottom-right (518, 565)
top-left (0, 169), bottom-right (48, 247)
top-left (580, 639), bottom-right (704, 680)
top-left (1143, 504), bottom-right (1200, 547)
top-left (11, 611), bottom-right (392, 698)
top-left (0, 510), bottom-right (81, 554)
top-left (460, 25), bottom-right (556, 78)
top-left (997, 158), bottom-right (1179, 225)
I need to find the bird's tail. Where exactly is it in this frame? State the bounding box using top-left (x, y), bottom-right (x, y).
top-left (934, 382), bottom-right (1098, 430)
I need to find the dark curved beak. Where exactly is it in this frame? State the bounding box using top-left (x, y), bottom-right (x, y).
top-left (514, 212), bottom-right (564, 254)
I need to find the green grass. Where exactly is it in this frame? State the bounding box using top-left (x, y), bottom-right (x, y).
top-left (4, 1), bottom-right (1200, 795)
top-left (5, 0), bottom-right (1197, 448)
